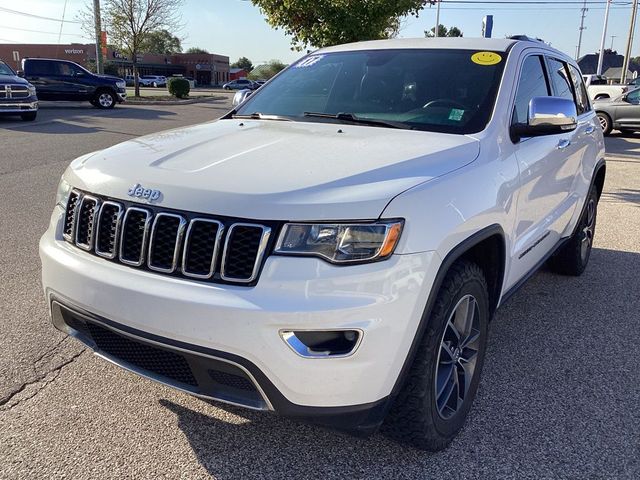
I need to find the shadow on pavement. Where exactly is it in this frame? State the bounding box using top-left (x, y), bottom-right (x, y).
top-left (159, 246), bottom-right (640, 479)
top-left (0, 104), bottom-right (178, 134)
top-left (601, 188), bottom-right (640, 204)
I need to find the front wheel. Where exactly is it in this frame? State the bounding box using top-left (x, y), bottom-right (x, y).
top-left (383, 260), bottom-right (489, 451)
top-left (597, 112), bottom-right (612, 136)
top-left (94, 91), bottom-right (116, 109)
top-left (21, 111), bottom-right (37, 121)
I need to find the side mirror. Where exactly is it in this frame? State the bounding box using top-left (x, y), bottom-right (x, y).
top-left (16, 70), bottom-right (24, 77)
top-left (511, 96), bottom-right (577, 142)
top-left (75, 70), bottom-right (85, 77)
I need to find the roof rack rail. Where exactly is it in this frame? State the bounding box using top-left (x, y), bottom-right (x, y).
top-left (507, 35), bottom-right (546, 44)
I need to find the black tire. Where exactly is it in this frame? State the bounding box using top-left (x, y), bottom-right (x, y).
top-left (548, 185), bottom-right (598, 276)
top-left (20, 111), bottom-right (37, 121)
top-left (597, 112), bottom-right (612, 136)
top-left (93, 90), bottom-right (116, 109)
top-left (383, 260), bottom-right (489, 451)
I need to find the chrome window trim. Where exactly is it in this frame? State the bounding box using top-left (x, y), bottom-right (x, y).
top-left (74, 194), bottom-right (101, 251)
top-left (119, 207), bottom-right (152, 267)
top-left (181, 218), bottom-right (224, 279)
top-left (220, 223), bottom-right (271, 283)
top-left (62, 189), bottom-right (83, 243)
top-left (94, 201), bottom-right (124, 259)
top-left (147, 212), bottom-right (187, 274)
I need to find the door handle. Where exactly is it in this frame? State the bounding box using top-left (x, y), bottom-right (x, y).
top-left (584, 125), bottom-right (595, 135)
top-left (557, 139), bottom-right (571, 150)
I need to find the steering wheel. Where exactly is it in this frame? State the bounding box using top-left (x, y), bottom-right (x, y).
top-left (422, 99), bottom-right (466, 110)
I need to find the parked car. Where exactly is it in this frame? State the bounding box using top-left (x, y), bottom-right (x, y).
top-left (124, 75), bottom-right (135, 86)
top-left (594, 87), bottom-right (640, 135)
top-left (0, 59), bottom-right (38, 121)
top-left (139, 75), bottom-right (166, 88)
top-left (223, 78), bottom-right (256, 90)
top-left (627, 77), bottom-right (640, 87)
top-left (41, 36), bottom-right (605, 451)
top-left (581, 74), bottom-right (628, 100)
top-left (20, 58), bottom-right (126, 108)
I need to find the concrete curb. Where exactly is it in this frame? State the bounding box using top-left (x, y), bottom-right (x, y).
top-left (125, 96), bottom-right (226, 106)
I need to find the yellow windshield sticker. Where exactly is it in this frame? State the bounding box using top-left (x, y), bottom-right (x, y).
top-left (471, 52), bottom-right (502, 66)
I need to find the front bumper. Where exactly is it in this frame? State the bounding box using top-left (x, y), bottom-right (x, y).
top-left (40, 205), bottom-right (438, 428)
top-left (0, 99), bottom-right (38, 113)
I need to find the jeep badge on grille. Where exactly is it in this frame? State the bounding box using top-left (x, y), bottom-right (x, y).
top-left (128, 184), bottom-right (162, 202)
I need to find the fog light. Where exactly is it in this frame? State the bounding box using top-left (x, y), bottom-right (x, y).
top-left (281, 330), bottom-right (361, 358)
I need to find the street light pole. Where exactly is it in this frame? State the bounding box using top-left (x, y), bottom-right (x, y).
top-left (621, 0), bottom-right (639, 84)
top-left (93, 0), bottom-right (103, 74)
top-left (575, 0), bottom-right (588, 60)
top-left (435, 0), bottom-right (441, 37)
top-left (596, 0), bottom-right (612, 76)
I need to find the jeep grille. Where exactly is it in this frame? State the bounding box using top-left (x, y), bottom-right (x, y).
top-left (62, 189), bottom-right (274, 285)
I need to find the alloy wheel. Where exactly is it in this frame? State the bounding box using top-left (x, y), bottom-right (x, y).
top-left (434, 295), bottom-right (481, 420)
top-left (598, 114), bottom-right (608, 131)
top-left (581, 198), bottom-right (596, 261)
top-left (98, 93), bottom-right (114, 108)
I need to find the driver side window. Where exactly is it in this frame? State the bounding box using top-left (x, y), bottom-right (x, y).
top-left (627, 89), bottom-right (640, 104)
top-left (512, 55), bottom-right (550, 125)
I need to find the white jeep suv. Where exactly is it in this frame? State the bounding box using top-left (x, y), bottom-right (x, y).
top-left (40, 37), bottom-right (605, 451)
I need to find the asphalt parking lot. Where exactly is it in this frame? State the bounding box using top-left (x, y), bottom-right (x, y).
top-left (0, 101), bottom-right (639, 479)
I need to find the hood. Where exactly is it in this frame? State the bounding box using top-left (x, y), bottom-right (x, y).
top-left (96, 74), bottom-right (123, 82)
top-left (66, 120), bottom-right (480, 220)
top-left (0, 74), bottom-right (29, 85)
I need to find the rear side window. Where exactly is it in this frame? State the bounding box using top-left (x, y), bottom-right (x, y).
top-left (546, 58), bottom-right (574, 103)
top-left (512, 55), bottom-right (549, 125)
top-left (568, 64), bottom-right (590, 114)
top-left (27, 60), bottom-right (57, 76)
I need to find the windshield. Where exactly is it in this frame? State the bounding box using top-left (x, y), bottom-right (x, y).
top-left (0, 61), bottom-right (15, 76)
top-left (235, 49), bottom-right (507, 134)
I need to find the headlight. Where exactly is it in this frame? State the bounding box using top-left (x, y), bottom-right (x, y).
top-left (274, 220), bottom-right (403, 264)
top-left (28, 85), bottom-right (36, 96)
top-left (116, 80), bottom-right (126, 88)
top-left (55, 178), bottom-right (72, 208)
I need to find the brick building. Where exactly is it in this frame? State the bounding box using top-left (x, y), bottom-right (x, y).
top-left (0, 43), bottom-right (230, 86)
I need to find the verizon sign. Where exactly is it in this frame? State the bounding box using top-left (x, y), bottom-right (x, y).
top-left (64, 49), bottom-right (84, 54)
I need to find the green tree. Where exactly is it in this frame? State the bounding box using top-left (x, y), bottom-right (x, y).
top-left (425, 25), bottom-right (463, 38)
top-left (231, 56), bottom-right (254, 72)
top-left (185, 47), bottom-right (209, 54)
top-left (248, 59), bottom-right (287, 80)
top-left (140, 29), bottom-right (182, 54)
top-left (251, 0), bottom-right (426, 50)
top-left (95, 0), bottom-right (184, 96)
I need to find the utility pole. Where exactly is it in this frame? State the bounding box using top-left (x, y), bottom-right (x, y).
top-left (597, 0), bottom-right (612, 76)
top-left (93, 0), bottom-right (103, 74)
top-left (621, 0), bottom-right (638, 84)
top-left (575, 0), bottom-right (588, 60)
top-left (610, 35), bottom-right (617, 50)
top-left (435, 0), bottom-right (441, 37)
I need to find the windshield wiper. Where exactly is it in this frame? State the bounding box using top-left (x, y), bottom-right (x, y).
top-left (303, 112), bottom-right (413, 130)
top-left (231, 112), bottom-right (292, 121)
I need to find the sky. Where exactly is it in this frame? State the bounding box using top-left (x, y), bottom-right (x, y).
top-left (0, 0), bottom-right (639, 65)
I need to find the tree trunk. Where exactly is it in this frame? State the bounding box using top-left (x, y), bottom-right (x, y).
top-left (133, 51), bottom-right (140, 97)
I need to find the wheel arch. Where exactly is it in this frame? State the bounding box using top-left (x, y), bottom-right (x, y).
top-left (387, 224), bottom-right (506, 404)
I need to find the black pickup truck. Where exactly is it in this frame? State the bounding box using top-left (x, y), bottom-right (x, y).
top-left (0, 60), bottom-right (38, 121)
top-left (20, 58), bottom-right (126, 109)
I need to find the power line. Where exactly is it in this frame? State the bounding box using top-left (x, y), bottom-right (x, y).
top-left (0, 25), bottom-right (86, 36)
top-left (0, 6), bottom-right (80, 23)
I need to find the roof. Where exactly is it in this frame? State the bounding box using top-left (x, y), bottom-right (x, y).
top-left (603, 67), bottom-right (633, 79)
top-left (316, 37), bottom-right (519, 54)
top-left (230, 68), bottom-right (246, 74)
top-left (578, 53), bottom-right (624, 75)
